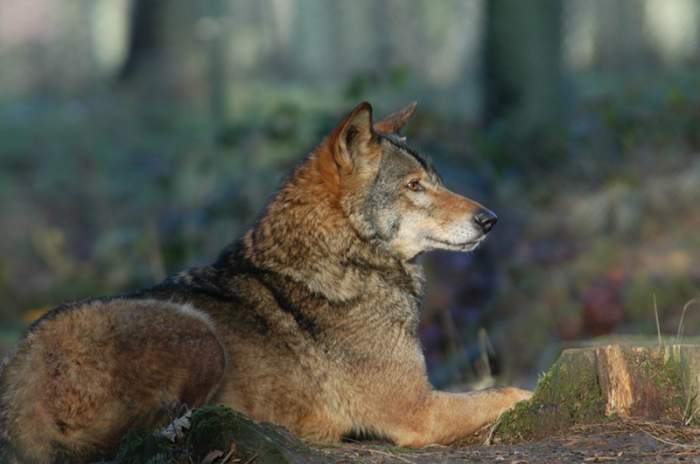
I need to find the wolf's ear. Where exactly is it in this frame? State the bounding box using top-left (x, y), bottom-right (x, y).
top-left (331, 101), bottom-right (374, 171)
top-left (373, 101), bottom-right (417, 135)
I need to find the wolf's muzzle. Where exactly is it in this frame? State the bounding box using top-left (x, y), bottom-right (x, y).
top-left (473, 209), bottom-right (498, 233)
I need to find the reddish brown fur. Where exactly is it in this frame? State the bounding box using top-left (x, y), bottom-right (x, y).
top-left (1, 301), bottom-right (224, 462)
top-left (430, 187), bottom-right (482, 227)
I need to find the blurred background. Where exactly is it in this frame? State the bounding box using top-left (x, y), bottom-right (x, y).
top-left (1, 0), bottom-right (699, 389)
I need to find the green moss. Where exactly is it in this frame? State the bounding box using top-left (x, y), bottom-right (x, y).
top-left (497, 350), bottom-right (605, 443)
top-left (658, 353), bottom-right (688, 418)
top-left (186, 405), bottom-right (328, 464)
top-left (185, 405), bottom-right (283, 462)
top-left (626, 348), bottom-right (686, 418)
top-left (112, 405), bottom-right (330, 464)
top-left (115, 429), bottom-right (173, 464)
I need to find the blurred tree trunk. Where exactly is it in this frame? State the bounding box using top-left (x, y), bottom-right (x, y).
top-left (594, 0), bottom-right (658, 70)
top-left (207, 0), bottom-right (227, 129)
top-left (119, 0), bottom-right (169, 82)
top-left (482, 0), bottom-right (563, 134)
top-left (118, 0), bottom-right (200, 101)
top-left (264, 0), bottom-right (295, 78)
top-left (328, 1), bottom-right (346, 78)
top-left (291, 0), bottom-right (334, 81)
top-left (372, 0), bottom-right (392, 73)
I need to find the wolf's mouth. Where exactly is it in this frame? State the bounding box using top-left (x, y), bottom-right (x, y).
top-left (426, 236), bottom-right (483, 250)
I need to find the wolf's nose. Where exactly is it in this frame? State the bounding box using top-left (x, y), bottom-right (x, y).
top-left (474, 209), bottom-right (498, 233)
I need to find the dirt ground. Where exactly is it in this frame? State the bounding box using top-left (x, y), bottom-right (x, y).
top-left (322, 420), bottom-right (700, 464)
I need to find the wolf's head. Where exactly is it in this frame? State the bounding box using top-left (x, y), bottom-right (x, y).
top-left (316, 101), bottom-right (496, 261)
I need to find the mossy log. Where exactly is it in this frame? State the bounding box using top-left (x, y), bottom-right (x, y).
top-left (497, 344), bottom-right (700, 442)
top-left (115, 405), bottom-right (333, 464)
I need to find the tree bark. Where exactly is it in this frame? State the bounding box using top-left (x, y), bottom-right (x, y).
top-left (482, 0), bottom-right (563, 134)
top-left (119, 0), bottom-right (170, 82)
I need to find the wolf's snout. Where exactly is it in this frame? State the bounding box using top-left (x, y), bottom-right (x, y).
top-left (473, 209), bottom-right (497, 233)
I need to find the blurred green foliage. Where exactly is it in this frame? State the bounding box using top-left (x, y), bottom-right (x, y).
top-left (1, 0), bottom-right (700, 387)
top-left (2, 69), bottom-right (700, 384)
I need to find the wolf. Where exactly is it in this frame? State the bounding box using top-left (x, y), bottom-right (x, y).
top-left (0, 102), bottom-right (530, 463)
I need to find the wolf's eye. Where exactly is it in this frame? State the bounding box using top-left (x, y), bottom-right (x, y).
top-left (406, 179), bottom-right (424, 192)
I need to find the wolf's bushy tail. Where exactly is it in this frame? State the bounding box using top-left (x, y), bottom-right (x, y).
top-left (0, 298), bottom-right (228, 463)
top-left (0, 344), bottom-right (30, 464)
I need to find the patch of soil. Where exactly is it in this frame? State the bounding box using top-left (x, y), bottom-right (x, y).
top-left (327, 420), bottom-right (700, 464)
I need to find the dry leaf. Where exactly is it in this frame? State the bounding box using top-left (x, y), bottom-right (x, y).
top-left (158, 409), bottom-right (192, 443)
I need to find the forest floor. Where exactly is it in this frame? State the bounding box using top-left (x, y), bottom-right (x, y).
top-left (323, 419), bottom-right (700, 463)
top-left (108, 406), bottom-right (700, 464)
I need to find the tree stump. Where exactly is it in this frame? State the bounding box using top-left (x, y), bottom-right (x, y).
top-left (496, 344), bottom-right (700, 442)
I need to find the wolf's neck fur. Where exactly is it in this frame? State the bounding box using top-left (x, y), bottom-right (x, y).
top-left (238, 144), bottom-right (424, 304)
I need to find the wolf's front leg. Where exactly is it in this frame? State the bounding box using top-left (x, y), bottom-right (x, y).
top-left (384, 387), bottom-right (532, 447)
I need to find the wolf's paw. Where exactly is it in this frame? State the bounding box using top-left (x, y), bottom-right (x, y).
top-left (503, 387), bottom-right (533, 405)
top-left (483, 388), bottom-right (533, 445)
